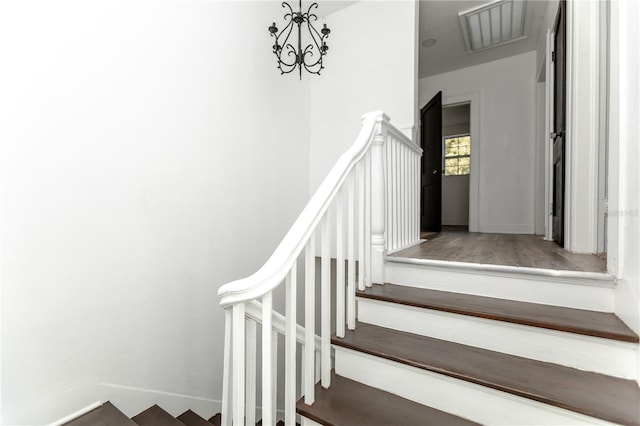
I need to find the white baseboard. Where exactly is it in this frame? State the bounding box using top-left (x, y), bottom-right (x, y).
top-left (9, 382), bottom-right (221, 425)
top-left (442, 218), bottom-right (469, 226)
top-left (95, 383), bottom-right (219, 420)
top-left (49, 401), bottom-right (102, 426)
top-left (479, 223), bottom-right (535, 234)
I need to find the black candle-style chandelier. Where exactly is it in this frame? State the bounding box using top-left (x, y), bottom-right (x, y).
top-left (268, 1), bottom-right (331, 79)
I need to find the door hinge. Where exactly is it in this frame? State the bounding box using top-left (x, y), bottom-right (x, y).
top-left (551, 51), bottom-right (556, 62)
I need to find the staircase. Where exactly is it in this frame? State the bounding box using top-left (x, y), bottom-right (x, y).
top-left (217, 111), bottom-right (640, 425)
top-left (63, 402), bottom-right (222, 426)
top-left (306, 279), bottom-right (639, 425)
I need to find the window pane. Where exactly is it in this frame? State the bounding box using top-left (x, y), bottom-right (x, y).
top-left (458, 136), bottom-right (471, 155)
top-left (459, 156), bottom-right (470, 175)
top-left (445, 138), bottom-right (458, 156)
top-left (445, 158), bottom-right (459, 175)
top-left (444, 136), bottom-right (471, 158)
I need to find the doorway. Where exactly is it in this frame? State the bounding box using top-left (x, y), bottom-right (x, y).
top-left (420, 92), bottom-right (480, 234)
top-left (442, 103), bottom-right (471, 230)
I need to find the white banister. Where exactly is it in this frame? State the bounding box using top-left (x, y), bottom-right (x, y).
top-left (219, 111), bottom-right (421, 425)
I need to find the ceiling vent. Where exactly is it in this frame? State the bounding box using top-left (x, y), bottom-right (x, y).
top-left (458, 0), bottom-right (526, 53)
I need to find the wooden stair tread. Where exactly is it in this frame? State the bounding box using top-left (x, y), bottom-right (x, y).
top-left (131, 405), bottom-right (184, 426)
top-left (333, 322), bottom-right (640, 426)
top-left (207, 413), bottom-right (221, 425)
top-left (296, 372), bottom-right (479, 426)
top-left (177, 410), bottom-right (210, 426)
top-left (63, 401), bottom-right (136, 426)
top-left (359, 283), bottom-right (639, 343)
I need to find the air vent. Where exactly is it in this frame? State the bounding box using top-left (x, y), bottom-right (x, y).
top-left (458, 0), bottom-right (526, 53)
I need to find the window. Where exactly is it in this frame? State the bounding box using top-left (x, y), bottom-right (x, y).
top-left (443, 135), bottom-right (471, 176)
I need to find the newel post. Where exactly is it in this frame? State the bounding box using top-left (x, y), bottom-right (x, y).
top-left (370, 113), bottom-right (389, 284)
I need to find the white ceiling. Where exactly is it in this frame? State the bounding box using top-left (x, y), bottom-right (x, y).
top-left (419, 0), bottom-right (548, 78)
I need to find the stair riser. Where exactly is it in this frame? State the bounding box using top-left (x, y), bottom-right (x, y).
top-left (385, 262), bottom-right (615, 312)
top-left (334, 347), bottom-right (615, 426)
top-left (357, 299), bottom-right (638, 380)
top-left (300, 417), bottom-right (323, 426)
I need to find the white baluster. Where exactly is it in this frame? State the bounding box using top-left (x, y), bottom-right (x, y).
top-left (222, 309), bottom-right (232, 426)
top-left (321, 213), bottom-right (331, 387)
top-left (365, 150), bottom-right (372, 287)
top-left (401, 144), bottom-right (407, 247)
top-left (232, 303), bottom-right (245, 426)
top-left (415, 154), bottom-right (420, 242)
top-left (357, 162), bottom-right (365, 291)
top-left (246, 319), bottom-right (257, 426)
top-left (262, 293), bottom-right (273, 426)
top-left (385, 136), bottom-right (392, 252)
top-left (271, 329), bottom-right (278, 424)
top-left (393, 140), bottom-right (399, 251)
top-left (336, 188), bottom-right (345, 337)
top-left (371, 125), bottom-right (386, 285)
top-left (285, 264), bottom-right (297, 426)
top-left (347, 172), bottom-right (356, 330)
top-left (304, 234), bottom-right (315, 404)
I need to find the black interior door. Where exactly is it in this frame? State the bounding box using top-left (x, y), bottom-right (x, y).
top-left (420, 91), bottom-right (442, 232)
top-left (552, 1), bottom-right (566, 247)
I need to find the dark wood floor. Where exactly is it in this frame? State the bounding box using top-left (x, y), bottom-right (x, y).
top-left (393, 231), bottom-right (607, 272)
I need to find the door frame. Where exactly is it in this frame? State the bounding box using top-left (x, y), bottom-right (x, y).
top-left (443, 92), bottom-right (480, 232)
top-left (542, 0), bottom-right (605, 253)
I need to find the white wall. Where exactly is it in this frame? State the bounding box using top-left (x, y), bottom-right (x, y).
top-left (610, 0), bottom-right (640, 343)
top-left (308, 0), bottom-right (418, 193)
top-left (0, 1), bottom-right (310, 424)
top-left (419, 52), bottom-right (537, 234)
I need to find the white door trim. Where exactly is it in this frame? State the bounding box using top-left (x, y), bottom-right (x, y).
top-left (443, 92), bottom-right (480, 232)
top-left (565, 0), bottom-right (601, 253)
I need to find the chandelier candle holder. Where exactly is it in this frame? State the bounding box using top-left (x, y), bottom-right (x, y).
top-left (268, 0), bottom-right (331, 79)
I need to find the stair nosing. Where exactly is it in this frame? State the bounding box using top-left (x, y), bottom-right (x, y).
top-left (296, 372), bottom-right (480, 426)
top-left (384, 255), bottom-right (617, 285)
top-left (358, 284), bottom-right (639, 343)
top-left (333, 322), bottom-right (640, 426)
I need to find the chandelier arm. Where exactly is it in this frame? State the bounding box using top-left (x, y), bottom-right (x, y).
top-left (302, 44), bottom-right (322, 68)
top-left (302, 60), bottom-right (322, 75)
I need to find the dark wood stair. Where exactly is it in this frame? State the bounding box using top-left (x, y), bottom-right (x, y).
top-left (177, 409), bottom-right (214, 426)
top-left (358, 283), bottom-right (639, 342)
top-left (333, 322), bottom-right (640, 426)
top-left (64, 402), bottom-right (218, 426)
top-left (296, 372), bottom-right (479, 426)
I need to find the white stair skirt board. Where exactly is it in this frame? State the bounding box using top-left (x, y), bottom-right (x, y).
top-left (357, 299), bottom-right (638, 380)
top-left (385, 260), bottom-right (616, 312)
top-left (334, 347), bottom-right (615, 426)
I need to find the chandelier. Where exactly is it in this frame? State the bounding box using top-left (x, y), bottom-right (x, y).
top-left (268, 1), bottom-right (331, 79)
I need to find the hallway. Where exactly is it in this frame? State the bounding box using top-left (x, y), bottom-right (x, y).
top-left (392, 231), bottom-right (606, 273)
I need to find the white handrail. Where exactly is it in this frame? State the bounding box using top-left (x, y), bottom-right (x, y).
top-left (219, 111), bottom-right (386, 307)
top-left (220, 111), bottom-right (422, 425)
